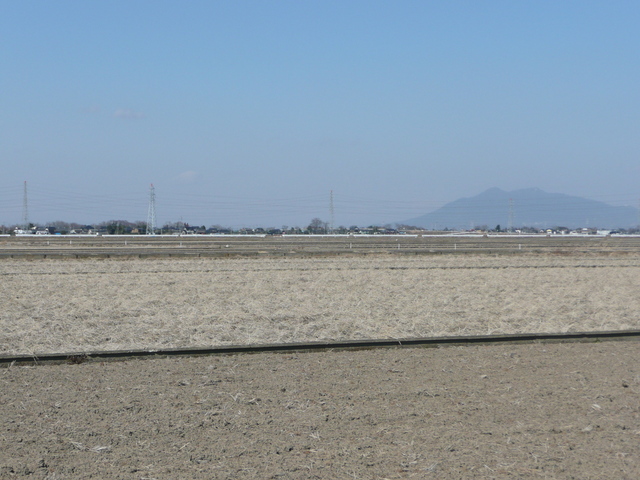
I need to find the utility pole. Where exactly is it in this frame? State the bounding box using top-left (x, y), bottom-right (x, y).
top-left (329, 190), bottom-right (335, 234)
top-left (147, 184), bottom-right (156, 235)
top-left (22, 181), bottom-right (29, 229)
top-left (508, 198), bottom-right (514, 232)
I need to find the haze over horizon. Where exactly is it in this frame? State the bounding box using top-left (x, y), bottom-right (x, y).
top-left (2, 2), bottom-right (639, 228)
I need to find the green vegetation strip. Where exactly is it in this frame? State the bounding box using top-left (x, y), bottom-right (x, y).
top-left (2, 330), bottom-right (640, 367)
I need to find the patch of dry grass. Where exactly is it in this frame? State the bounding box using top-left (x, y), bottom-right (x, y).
top-left (2, 254), bottom-right (640, 354)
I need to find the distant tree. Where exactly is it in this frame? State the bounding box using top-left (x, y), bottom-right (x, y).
top-left (50, 220), bottom-right (68, 230)
top-left (161, 221), bottom-right (184, 233)
top-left (100, 220), bottom-right (135, 234)
top-left (307, 218), bottom-right (326, 234)
top-left (111, 223), bottom-right (126, 234)
top-left (495, 224), bottom-right (501, 232)
top-left (395, 223), bottom-right (423, 231)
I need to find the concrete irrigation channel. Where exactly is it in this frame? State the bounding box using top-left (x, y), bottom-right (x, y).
top-left (2, 329), bottom-right (640, 367)
top-left (2, 234), bottom-right (640, 258)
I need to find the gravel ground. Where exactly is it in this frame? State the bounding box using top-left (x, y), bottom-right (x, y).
top-left (2, 341), bottom-right (639, 479)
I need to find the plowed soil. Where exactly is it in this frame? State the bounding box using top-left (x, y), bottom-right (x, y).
top-left (2, 341), bottom-right (639, 479)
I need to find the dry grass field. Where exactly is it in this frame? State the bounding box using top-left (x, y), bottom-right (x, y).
top-left (2, 253), bottom-right (640, 355)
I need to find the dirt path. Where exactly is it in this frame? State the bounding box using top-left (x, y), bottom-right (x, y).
top-left (2, 341), bottom-right (639, 479)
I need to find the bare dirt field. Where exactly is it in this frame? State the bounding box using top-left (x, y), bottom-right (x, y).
top-left (2, 251), bottom-right (640, 479)
top-left (2, 342), bottom-right (639, 479)
top-left (2, 253), bottom-right (640, 355)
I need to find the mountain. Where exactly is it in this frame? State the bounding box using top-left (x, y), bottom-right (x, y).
top-left (401, 188), bottom-right (639, 230)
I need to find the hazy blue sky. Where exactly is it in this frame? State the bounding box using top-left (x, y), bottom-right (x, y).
top-left (1, 1), bottom-right (639, 228)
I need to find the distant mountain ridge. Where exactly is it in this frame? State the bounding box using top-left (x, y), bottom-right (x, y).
top-left (402, 188), bottom-right (639, 230)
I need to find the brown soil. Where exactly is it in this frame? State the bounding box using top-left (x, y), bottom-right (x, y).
top-left (2, 341), bottom-right (639, 479)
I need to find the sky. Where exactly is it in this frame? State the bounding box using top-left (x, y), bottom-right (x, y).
top-left (1, 1), bottom-right (639, 228)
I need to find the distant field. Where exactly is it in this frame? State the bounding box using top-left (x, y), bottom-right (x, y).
top-left (2, 233), bottom-right (640, 258)
top-left (2, 252), bottom-right (640, 355)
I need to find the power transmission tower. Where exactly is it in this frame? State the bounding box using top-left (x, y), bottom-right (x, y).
top-left (147, 184), bottom-right (156, 235)
top-left (329, 190), bottom-right (335, 234)
top-left (508, 198), bottom-right (514, 232)
top-left (22, 181), bottom-right (29, 229)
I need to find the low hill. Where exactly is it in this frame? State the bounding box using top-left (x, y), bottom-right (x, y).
top-left (402, 188), bottom-right (638, 230)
